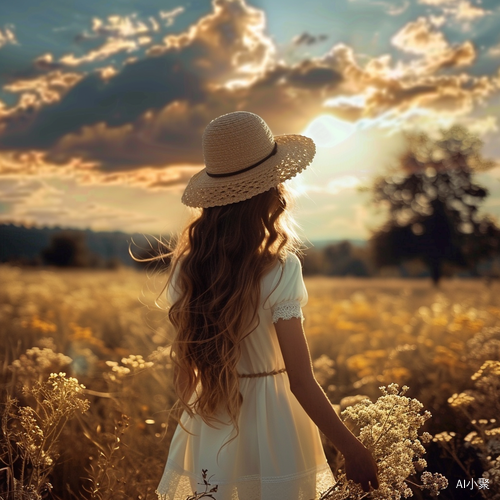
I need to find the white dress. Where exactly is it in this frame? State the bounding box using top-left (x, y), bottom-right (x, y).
top-left (156, 252), bottom-right (335, 500)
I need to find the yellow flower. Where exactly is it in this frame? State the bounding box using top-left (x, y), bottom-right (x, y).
top-left (21, 314), bottom-right (57, 334)
top-left (471, 360), bottom-right (500, 380)
top-left (448, 392), bottom-right (475, 407)
top-left (431, 315), bottom-right (448, 327)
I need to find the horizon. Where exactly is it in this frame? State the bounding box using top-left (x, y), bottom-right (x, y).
top-left (0, 221), bottom-right (369, 247)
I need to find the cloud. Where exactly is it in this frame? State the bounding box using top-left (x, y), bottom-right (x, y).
top-left (0, 56), bottom-right (206, 154)
top-left (418, 0), bottom-right (490, 28)
top-left (0, 150), bottom-right (97, 177)
top-left (3, 70), bottom-right (84, 105)
top-left (0, 0), bottom-right (498, 185)
top-left (292, 32), bottom-right (328, 46)
top-left (0, 178), bottom-right (65, 229)
top-left (488, 43), bottom-right (500, 57)
top-left (452, 1), bottom-right (489, 21)
top-left (323, 95), bottom-right (366, 121)
top-left (419, 0), bottom-right (455, 4)
top-left (284, 60), bottom-right (342, 89)
top-left (0, 0), bottom-right (279, 169)
top-left (60, 39), bottom-right (143, 66)
top-left (60, 12), bottom-right (184, 67)
top-left (349, 0), bottom-right (410, 16)
top-left (33, 53), bottom-right (64, 72)
top-left (0, 26), bottom-right (17, 49)
top-left (159, 7), bottom-right (185, 27)
top-left (0, 181), bottom-right (157, 229)
top-left (74, 14), bottom-right (155, 43)
top-left (78, 164), bottom-right (201, 191)
top-left (386, 0), bottom-right (410, 16)
top-left (149, 0), bottom-right (276, 78)
top-left (392, 17), bottom-right (449, 55)
top-left (0, 178), bottom-right (60, 204)
top-left (391, 17), bottom-right (476, 70)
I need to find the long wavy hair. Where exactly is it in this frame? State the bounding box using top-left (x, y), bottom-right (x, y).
top-left (137, 182), bottom-right (303, 455)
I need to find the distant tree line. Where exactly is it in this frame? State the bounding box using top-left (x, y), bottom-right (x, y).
top-left (0, 227), bottom-right (170, 271)
top-left (3, 227), bottom-right (499, 283)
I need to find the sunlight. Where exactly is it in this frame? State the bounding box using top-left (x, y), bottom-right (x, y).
top-left (302, 114), bottom-right (355, 148)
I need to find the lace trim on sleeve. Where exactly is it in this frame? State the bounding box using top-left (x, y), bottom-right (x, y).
top-left (272, 300), bottom-right (304, 323)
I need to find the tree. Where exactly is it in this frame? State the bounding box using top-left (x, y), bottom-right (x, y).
top-left (41, 231), bottom-right (100, 267)
top-left (323, 241), bottom-right (370, 277)
top-left (363, 125), bottom-right (500, 286)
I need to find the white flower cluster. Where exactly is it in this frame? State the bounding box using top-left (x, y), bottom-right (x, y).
top-left (333, 384), bottom-right (446, 499)
top-left (9, 347), bottom-right (72, 381)
top-left (148, 345), bottom-right (172, 370)
top-left (105, 354), bottom-right (154, 381)
top-left (420, 472), bottom-right (449, 496)
top-left (483, 456), bottom-right (500, 484)
top-left (439, 356), bottom-right (500, 497)
top-left (447, 392), bottom-right (475, 407)
top-left (3, 372), bottom-right (90, 495)
top-left (432, 431), bottom-right (456, 443)
top-left (28, 372), bottom-right (89, 416)
top-left (465, 326), bottom-right (500, 364)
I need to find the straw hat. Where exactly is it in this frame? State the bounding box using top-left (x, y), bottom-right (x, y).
top-left (181, 111), bottom-right (316, 208)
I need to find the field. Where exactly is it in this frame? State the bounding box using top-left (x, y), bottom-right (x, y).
top-left (1, 265), bottom-right (499, 499)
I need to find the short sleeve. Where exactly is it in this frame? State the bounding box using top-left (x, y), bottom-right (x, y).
top-left (267, 253), bottom-right (308, 324)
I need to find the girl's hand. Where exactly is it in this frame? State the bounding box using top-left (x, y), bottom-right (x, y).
top-left (344, 441), bottom-right (380, 492)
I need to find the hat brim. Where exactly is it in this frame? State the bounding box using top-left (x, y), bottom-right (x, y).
top-left (181, 134), bottom-right (315, 208)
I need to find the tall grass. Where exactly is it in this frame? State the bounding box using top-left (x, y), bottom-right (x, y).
top-left (1, 265), bottom-right (498, 499)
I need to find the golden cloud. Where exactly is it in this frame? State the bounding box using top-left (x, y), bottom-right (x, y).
top-left (392, 17), bottom-right (449, 55)
top-left (418, 0), bottom-right (490, 26)
top-left (3, 71), bottom-right (83, 104)
top-left (76, 14), bottom-right (153, 41)
top-left (0, 0), bottom-right (499, 185)
top-left (159, 7), bottom-right (185, 27)
top-left (149, 0), bottom-right (275, 81)
top-left (0, 27), bottom-right (17, 48)
top-left (60, 39), bottom-right (140, 66)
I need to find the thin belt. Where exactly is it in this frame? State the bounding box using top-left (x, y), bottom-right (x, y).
top-left (237, 368), bottom-right (287, 378)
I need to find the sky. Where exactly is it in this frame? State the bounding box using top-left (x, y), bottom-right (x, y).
top-left (1, 0), bottom-right (500, 242)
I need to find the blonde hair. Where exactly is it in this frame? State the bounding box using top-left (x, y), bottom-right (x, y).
top-left (137, 183), bottom-right (303, 456)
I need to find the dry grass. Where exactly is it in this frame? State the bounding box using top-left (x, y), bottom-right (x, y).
top-left (0, 265), bottom-right (499, 499)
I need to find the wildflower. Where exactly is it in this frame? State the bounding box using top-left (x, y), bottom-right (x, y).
top-left (471, 360), bottom-right (500, 380)
top-left (447, 392), bottom-right (475, 407)
top-left (432, 432), bottom-right (456, 443)
top-left (120, 354), bottom-right (154, 371)
top-left (149, 345), bottom-right (172, 369)
top-left (464, 431), bottom-right (483, 445)
top-left (466, 326), bottom-right (500, 363)
top-left (21, 314), bottom-right (57, 334)
top-left (336, 384), bottom-right (445, 499)
top-left (1, 372), bottom-right (89, 497)
top-left (313, 354), bottom-right (335, 387)
top-left (421, 432), bottom-right (432, 444)
top-left (104, 354), bottom-right (153, 382)
top-left (420, 471), bottom-right (449, 496)
top-left (9, 347), bottom-right (72, 382)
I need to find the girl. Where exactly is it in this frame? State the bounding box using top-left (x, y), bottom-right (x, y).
top-left (155, 111), bottom-right (379, 500)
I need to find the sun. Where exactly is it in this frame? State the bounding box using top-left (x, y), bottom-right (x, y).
top-left (302, 114), bottom-right (355, 149)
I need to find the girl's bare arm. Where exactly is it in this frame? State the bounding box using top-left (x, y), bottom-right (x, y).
top-left (275, 317), bottom-right (379, 492)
